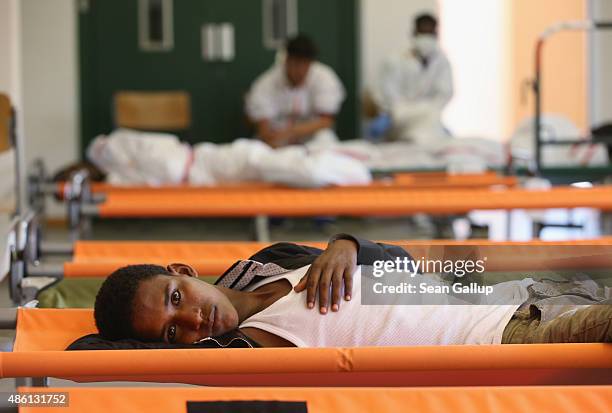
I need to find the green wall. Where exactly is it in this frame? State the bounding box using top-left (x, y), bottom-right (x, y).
top-left (79, 0), bottom-right (359, 152)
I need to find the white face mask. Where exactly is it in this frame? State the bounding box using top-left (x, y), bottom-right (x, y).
top-left (413, 34), bottom-right (438, 58)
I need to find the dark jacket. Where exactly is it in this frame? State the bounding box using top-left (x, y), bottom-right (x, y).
top-left (214, 233), bottom-right (413, 290)
top-left (252, 234), bottom-right (411, 267)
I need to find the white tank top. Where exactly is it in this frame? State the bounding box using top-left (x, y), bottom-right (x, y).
top-left (240, 266), bottom-right (529, 348)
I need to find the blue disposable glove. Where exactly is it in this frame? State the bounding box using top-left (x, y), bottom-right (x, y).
top-left (368, 113), bottom-right (392, 139)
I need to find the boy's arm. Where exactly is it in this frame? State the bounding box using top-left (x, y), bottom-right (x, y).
top-left (294, 234), bottom-right (413, 314)
top-left (248, 234), bottom-right (411, 315)
top-left (293, 238), bottom-right (358, 314)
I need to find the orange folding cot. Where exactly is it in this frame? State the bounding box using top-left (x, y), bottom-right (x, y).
top-left (2, 308), bottom-right (611, 387)
top-left (56, 171), bottom-right (518, 198)
top-left (65, 183), bottom-right (612, 241)
top-left (85, 184), bottom-right (612, 218)
top-left (61, 238), bottom-right (612, 277)
top-left (17, 386), bottom-right (612, 413)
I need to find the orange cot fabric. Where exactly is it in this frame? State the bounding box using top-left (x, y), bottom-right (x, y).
top-left (5, 308), bottom-right (612, 387)
top-left (18, 386), bottom-right (612, 413)
top-left (90, 182), bottom-right (276, 193)
top-left (56, 172), bottom-right (516, 198)
top-left (64, 241), bottom-right (324, 277)
top-left (63, 238), bottom-right (612, 277)
top-left (55, 182), bottom-right (277, 199)
top-left (96, 185), bottom-right (612, 217)
top-left (392, 171), bottom-right (517, 188)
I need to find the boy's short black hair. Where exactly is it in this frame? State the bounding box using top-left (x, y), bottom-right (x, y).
top-left (414, 13), bottom-right (438, 31)
top-left (94, 264), bottom-right (171, 340)
top-left (286, 34), bottom-right (318, 60)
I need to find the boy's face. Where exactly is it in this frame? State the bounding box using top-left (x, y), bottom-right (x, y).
top-left (285, 56), bottom-right (312, 87)
top-left (131, 267), bottom-right (239, 344)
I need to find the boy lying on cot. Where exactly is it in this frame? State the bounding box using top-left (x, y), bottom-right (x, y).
top-left (92, 235), bottom-right (611, 348)
top-left (56, 129), bottom-right (372, 188)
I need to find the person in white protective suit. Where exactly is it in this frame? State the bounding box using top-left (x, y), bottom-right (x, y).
top-left (85, 129), bottom-right (371, 188)
top-left (370, 13), bottom-right (453, 146)
top-left (245, 34), bottom-right (346, 148)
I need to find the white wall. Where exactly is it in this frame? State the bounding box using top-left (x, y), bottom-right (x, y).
top-left (0, 0), bottom-right (78, 217)
top-left (20, 0), bottom-right (79, 171)
top-left (360, 0), bottom-right (437, 90)
top-left (438, 0), bottom-right (510, 140)
top-left (0, 0), bottom-right (21, 213)
top-left (20, 0), bottom-right (79, 217)
top-left (589, 0), bottom-right (612, 126)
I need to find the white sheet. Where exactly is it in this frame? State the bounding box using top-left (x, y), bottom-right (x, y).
top-left (308, 137), bottom-right (507, 172)
top-left (88, 129), bottom-right (372, 188)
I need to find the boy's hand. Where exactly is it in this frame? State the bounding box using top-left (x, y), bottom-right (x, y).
top-left (294, 239), bottom-right (357, 314)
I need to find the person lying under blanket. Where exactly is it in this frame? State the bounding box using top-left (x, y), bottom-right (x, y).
top-left (58, 129), bottom-right (372, 188)
top-left (57, 129), bottom-right (508, 188)
top-left (88, 235), bottom-right (612, 349)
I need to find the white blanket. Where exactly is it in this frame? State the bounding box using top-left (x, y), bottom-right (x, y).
top-left (308, 137), bottom-right (507, 173)
top-left (87, 129), bottom-right (372, 187)
top-left (511, 115), bottom-right (609, 168)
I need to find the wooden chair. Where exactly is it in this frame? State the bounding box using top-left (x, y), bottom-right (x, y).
top-left (0, 93), bottom-right (12, 153)
top-left (113, 91), bottom-right (191, 132)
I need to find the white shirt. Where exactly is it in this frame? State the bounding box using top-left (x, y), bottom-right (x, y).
top-left (246, 62), bottom-right (346, 130)
top-left (240, 265), bottom-right (529, 348)
top-left (375, 49), bottom-right (453, 145)
top-left (376, 49), bottom-right (453, 114)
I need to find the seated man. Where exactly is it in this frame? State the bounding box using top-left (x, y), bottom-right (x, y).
top-left (67, 128), bottom-right (371, 188)
top-left (94, 235), bottom-right (611, 347)
top-left (246, 34), bottom-right (345, 148)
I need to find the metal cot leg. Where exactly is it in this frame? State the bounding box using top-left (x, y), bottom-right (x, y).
top-left (602, 211), bottom-right (612, 235)
top-left (15, 377), bottom-right (49, 388)
top-left (254, 215), bottom-right (270, 243)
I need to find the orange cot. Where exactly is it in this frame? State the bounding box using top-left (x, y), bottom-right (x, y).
top-left (62, 238), bottom-right (612, 277)
top-left (18, 386), bottom-right (612, 413)
top-left (88, 185), bottom-right (612, 218)
top-left (63, 240), bottom-right (325, 277)
top-left (2, 308), bottom-right (611, 387)
top-left (56, 171), bottom-right (518, 198)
